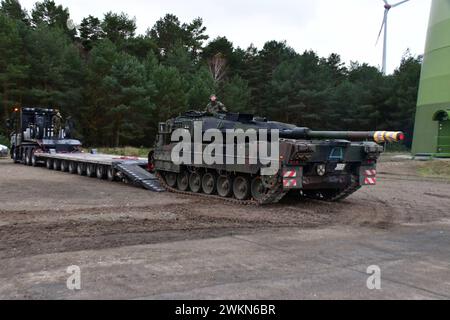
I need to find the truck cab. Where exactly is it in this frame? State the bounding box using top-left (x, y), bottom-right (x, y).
top-left (7, 107), bottom-right (81, 165)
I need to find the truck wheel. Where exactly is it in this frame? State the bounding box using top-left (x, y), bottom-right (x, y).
top-left (77, 163), bottom-right (86, 175)
top-left (217, 175), bottom-right (233, 198)
top-left (22, 148), bottom-right (27, 165)
top-left (96, 165), bottom-right (106, 179)
top-left (107, 167), bottom-right (117, 181)
top-left (233, 175), bottom-right (251, 200)
top-left (46, 158), bottom-right (53, 169)
top-left (25, 148), bottom-right (32, 166)
top-left (31, 149), bottom-right (38, 167)
top-left (86, 164), bottom-right (96, 177)
top-left (68, 162), bottom-right (77, 174)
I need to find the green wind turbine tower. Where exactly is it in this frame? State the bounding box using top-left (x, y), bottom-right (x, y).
top-left (412, 0), bottom-right (450, 157)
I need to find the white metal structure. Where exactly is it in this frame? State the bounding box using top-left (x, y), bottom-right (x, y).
top-left (376, 0), bottom-right (411, 75)
top-left (0, 144), bottom-right (8, 157)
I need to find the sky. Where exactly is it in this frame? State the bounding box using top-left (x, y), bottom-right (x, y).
top-left (19, 0), bottom-right (432, 74)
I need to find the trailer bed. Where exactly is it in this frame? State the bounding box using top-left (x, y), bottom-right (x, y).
top-left (33, 151), bottom-right (164, 192)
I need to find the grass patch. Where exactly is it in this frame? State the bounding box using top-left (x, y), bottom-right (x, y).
top-left (383, 143), bottom-right (410, 153)
top-left (85, 146), bottom-right (151, 158)
top-left (417, 160), bottom-right (450, 179)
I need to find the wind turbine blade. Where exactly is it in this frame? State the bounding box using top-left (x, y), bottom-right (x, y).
top-left (392, 0), bottom-right (410, 8)
top-left (382, 0), bottom-right (389, 4)
top-left (376, 10), bottom-right (388, 45)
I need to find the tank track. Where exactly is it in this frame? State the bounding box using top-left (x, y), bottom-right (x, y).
top-left (155, 171), bottom-right (288, 206)
top-left (301, 175), bottom-right (361, 202)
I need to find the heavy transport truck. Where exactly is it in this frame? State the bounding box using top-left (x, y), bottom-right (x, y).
top-left (6, 107), bottom-right (163, 192)
top-left (6, 107), bottom-right (404, 204)
top-left (151, 111), bottom-right (405, 205)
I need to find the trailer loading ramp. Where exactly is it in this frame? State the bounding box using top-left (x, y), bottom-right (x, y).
top-left (114, 161), bottom-right (164, 192)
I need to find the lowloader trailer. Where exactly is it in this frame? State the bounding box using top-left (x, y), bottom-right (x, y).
top-left (6, 107), bottom-right (163, 192)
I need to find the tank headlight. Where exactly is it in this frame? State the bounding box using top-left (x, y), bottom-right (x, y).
top-left (316, 164), bottom-right (326, 176)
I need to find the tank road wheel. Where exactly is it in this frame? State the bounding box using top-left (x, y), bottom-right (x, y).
top-left (68, 161), bottom-right (77, 174)
top-left (202, 173), bottom-right (217, 195)
top-left (96, 165), bottom-right (106, 179)
top-left (164, 172), bottom-right (177, 188)
top-left (86, 164), bottom-right (96, 177)
top-left (251, 176), bottom-right (270, 202)
top-left (233, 175), bottom-right (251, 200)
top-left (77, 162), bottom-right (86, 176)
top-left (53, 159), bottom-right (61, 171)
top-left (60, 160), bottom-right (69, 172)
top-left (217, 175), bottom-right (233, 198)
top-left (189, 171), bottom-right (202, 193)
top-left (176, 171), bottom-right (190, 191)
top-left (107, 167), bottom-right (117, 181)
top-left (46, 158), bottom-right (53, 169)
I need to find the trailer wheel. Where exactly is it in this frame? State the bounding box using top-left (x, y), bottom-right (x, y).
top-left (46, 158), bottom-right (53, 169)
top-left (77, 163), bottom-right (86, 175)
top-left (61, 160), bottom-right (69, 172)
top-left (68, 162), bottom-right (77, 174)
top-left (96, 165), bottom-right (106, 179)
top-left (107, 167), bottom-right (117, 181)
top-left (53, 159), bottom-right (61, 171)
top-left (86, 164), bottom-right (96, 177)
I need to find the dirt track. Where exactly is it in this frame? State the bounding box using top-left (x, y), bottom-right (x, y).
top-left (0, 157), bottom-right (449, 299)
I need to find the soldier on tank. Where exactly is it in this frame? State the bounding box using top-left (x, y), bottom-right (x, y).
top-left (52, 111), bottom-right (63, 139)
top-left (205, 95), bottom-right (227, 114)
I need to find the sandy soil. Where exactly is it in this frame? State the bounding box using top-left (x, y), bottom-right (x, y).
top-left (0, 157), bottom-right (449, 299)
top-left (1, 158), bottom-right (449, 259)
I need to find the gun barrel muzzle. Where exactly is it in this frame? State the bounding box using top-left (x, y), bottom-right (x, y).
top-left (373, 131), bottom-right (405, 143)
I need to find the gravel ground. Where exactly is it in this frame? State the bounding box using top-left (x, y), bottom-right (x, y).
top-left (0, 157), bottom-right (449, 299)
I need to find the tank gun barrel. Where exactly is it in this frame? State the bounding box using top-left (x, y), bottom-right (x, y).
top-left (280, 128), bottom-right (404, 143)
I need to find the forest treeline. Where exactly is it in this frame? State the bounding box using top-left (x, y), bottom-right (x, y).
top-left (0, 0), bottom-right (421, 147)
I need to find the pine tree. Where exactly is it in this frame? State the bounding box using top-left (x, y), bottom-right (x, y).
top-left (0, 12), bottom-right (28, 123)
top-left (103, 53), bottom-right (151, 146)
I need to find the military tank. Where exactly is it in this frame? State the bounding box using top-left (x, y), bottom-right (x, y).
top-left (150, 111), bottom-right (404, 205)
